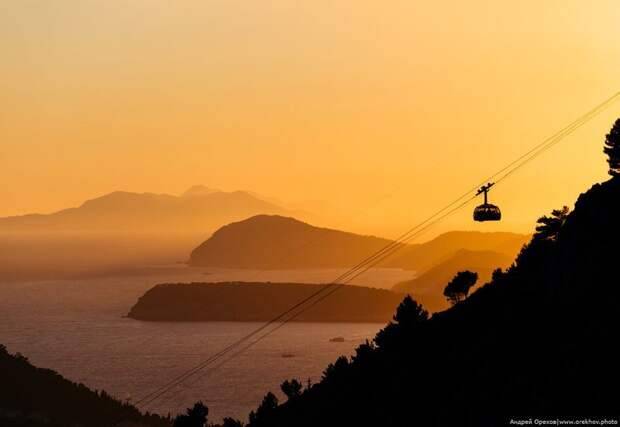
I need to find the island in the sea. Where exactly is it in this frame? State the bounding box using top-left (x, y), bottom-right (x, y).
top-left (127, 282), bottom-right (407, 323)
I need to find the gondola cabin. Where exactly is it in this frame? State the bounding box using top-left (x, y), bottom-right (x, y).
top-left (473, 183), bottom-right (502, 222)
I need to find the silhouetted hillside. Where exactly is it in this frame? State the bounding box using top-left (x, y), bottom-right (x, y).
top-left (128, 282), bottom-right (405, 322)
top-left (189, 215), bottom-right (396, 269)
top-left (392, 249), bottom-right (513, 312)
top-left (0, 188), bottom-right (289, 232)
top-left (237, 177), bottom-right (620, 426)
top-left (0, 344), bottom-right (169, 427)
top-left (188, 215), bottom-right (527, 270)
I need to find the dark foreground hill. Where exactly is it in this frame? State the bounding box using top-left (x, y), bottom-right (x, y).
top-left (128, 282), bottom-right (405, 322)
top-left (392, 249), bottom-right (514, 312)
top-left (237, 177), bottom-right (620, 426)
top-left (0, 344), bottom-right (169, 427)
top-left (188, 215), bottom-right (527, 270)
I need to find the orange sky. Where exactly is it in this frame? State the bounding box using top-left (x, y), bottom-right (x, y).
top-left (1, 0), bottom-right (619, 238)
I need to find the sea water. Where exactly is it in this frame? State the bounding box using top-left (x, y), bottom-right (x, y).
top-left (0, 266), bottom-right (412, 422)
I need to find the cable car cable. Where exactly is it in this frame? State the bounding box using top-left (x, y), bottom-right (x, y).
top-left (131, 90), bottom-right (620, 411)
top-left (139, 194), bottom-right (477, 410)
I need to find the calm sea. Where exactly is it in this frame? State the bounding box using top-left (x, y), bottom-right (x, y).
top-left (0, 266), bottom-right (413, 422)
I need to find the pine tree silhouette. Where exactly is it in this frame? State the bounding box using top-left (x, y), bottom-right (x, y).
top-left (604, 118), bottom-right (620, 176)
top-left (534, 206), bottom-right (570, 241)
top-left (443, 270), bottom-right (478, 305)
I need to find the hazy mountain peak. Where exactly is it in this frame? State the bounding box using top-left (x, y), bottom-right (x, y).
top-left (79, 191), bottom-right (175, 208)
top-left (181, 185), bottom-right (220, 197)
top-left (231, 214), bottom-right (307, 226)
top-left (189, 215), bottom-right (392, 269)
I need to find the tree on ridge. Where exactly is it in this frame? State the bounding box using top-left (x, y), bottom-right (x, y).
top-left (604, 118), bottom-right (620, 176)
top-left (443, 270), bottom-right (478, 305)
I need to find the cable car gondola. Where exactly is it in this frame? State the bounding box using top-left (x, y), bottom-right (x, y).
top-left (473, 183), bottom-right (501, 222)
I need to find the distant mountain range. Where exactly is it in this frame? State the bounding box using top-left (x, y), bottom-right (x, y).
top-left (0, 189), bottom-right (529, 287)
top-left (0, 186), bottom-right (293, 232)
top-left (384, 230), bottom-right (528, 272)
top-left (0, 187), bottom-right (302, 280)
top-left (189, 215), bottom-right (529, 273)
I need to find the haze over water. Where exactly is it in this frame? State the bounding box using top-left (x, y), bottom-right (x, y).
top-left (0, 266), bottom-right (412, 421)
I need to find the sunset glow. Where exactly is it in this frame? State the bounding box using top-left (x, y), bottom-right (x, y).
top-left (2, 1), bottom-right (619, 237)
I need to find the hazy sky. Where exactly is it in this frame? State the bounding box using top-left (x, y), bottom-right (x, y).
top-left (1, 0), bottom-right (619, 238)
